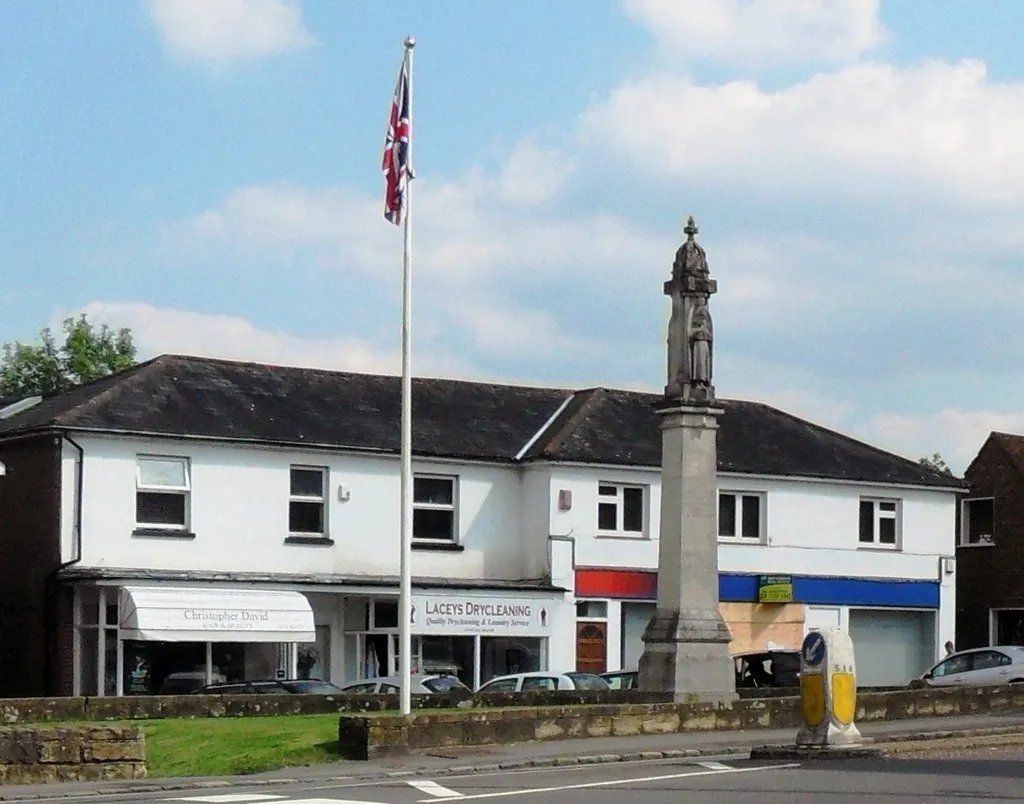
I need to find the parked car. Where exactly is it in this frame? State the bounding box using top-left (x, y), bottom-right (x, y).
top-left (910, 646), bottom-right (1024, 688)
top-left (200, 678), bottom-right (345, 695)
top-left (600, 670), bottom-right (638, 690)
top-left (734, 649), bottom-right (801, 688)
top-left (160, 671), bottom-right (225, 695)
top-left (477, 671), bottom-right (610, 693)
top-left (339, 673), bottom-right (471, 695)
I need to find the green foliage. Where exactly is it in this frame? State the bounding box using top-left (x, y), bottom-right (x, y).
top-left (917, 452), bottom-right (953, 476)
top-left (1, 315), bottom-right (136, 399)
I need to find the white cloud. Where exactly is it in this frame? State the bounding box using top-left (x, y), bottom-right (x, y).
top-left (72, 301), bottom-right (467, 378)
top-left (624, 0), bottom-right (886, 66)
top-left (582, 59), bottom-right (1024, 203)
top-left (149, 0), bottom-right (314, 65)
top-left (499, 137), bottom-right (577, 206)
top-left (864, 409), bottom-right (1024, 475)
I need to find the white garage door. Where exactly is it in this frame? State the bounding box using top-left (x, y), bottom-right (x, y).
top-left (848, 609), bottom-right (936, 687)
top-left (621, 603), bottom-right (656, 670)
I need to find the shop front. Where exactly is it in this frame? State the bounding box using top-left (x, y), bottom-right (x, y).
top-left (74, 584), bottom-right (317, 696)
top-left (341, 589), bottom-right (556, 690)
top-left (575, 568), bottom-right (942, 685)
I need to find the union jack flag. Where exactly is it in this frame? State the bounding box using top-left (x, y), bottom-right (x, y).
top-left (382, 55), bottom-right (411, 225)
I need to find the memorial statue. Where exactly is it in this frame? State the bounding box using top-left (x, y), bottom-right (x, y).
top-left (689, 301), bottom-right (713, 386)
top-left (664, 216), bottom-right (716, 401)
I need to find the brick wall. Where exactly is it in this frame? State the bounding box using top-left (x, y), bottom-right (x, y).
top-left (0, 434), bottom-right (63, 697)
top-left (958, 437), bottom-right (1024, 648)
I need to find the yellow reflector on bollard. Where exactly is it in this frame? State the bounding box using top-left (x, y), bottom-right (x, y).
top-left (832, 672), bottom-right (856, 725)
top-left (801, 673), bottom-right (825, 727)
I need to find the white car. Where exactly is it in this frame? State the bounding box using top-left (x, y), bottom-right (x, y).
top-left (477, 671), bottom-right (610, 693)
top-left (914, 645), bottom-right (1024, 687)
top-left (339, 673), bottom-right (470, 695)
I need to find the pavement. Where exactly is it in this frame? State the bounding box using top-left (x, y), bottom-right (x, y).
top-left (5, 712), bottom-right (1024, 802)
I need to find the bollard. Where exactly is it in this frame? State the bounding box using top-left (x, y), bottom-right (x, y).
top-left (796, 627), bottom-right (862, 748)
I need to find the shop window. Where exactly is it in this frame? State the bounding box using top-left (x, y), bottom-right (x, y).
top-left (372, 599), bottom-right (399, 629)
top-left (413, 475), bottom-right (457, 542)
top-left (481, 637), bottom-right (543, 684)
top-left (858, 498), bottom-right (900, 548)
top-left (576, 600), bottom-right (608, 619)
top-left (289, 466), bottom-right (327, 535)
top-left (961, 498), bottom-right (994, 545)
top-left (995, 610), bottom-right (1024, 646)
top-left (135, 455), bottom-right (190, 530)
top-left (597, 484), bottom-right (645, 535)
top-left (718, 492), bottom-right (763, 540)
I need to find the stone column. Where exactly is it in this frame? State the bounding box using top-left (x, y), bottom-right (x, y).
top-left (637, 216), bottom-right (736, 703)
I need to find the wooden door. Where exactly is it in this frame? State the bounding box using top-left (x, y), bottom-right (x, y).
top-left (576, 622), bottom-right (607, 674)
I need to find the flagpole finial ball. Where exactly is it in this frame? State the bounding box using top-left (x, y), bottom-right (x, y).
top-left (404, 36), bottom-right (416, 49)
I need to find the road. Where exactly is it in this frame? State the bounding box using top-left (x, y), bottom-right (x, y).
top-left (9, 753), bottom-right (1024, 804)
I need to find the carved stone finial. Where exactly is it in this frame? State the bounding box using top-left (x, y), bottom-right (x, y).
top-left (684, 215), bottom-right (698, 241)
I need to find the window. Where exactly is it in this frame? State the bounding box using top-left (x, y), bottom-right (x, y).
top-left (135, 456), bottom-right (190, 529)
top-left (478, 677), bottom-right (519, 693)
top-left (718, 492), bottom-right (763, 540)
top-left (962, 498), bottom-right (994, 545)
top-left (413, 475), bottom-right (457, 542)
top-left (289, 466), bottom-right (327, 535)
top-left (521, 676), bottom-right (558, 691)
top-left (597, 484), bottom-right (644, 534)
top-left (576, 601), bottom-right (608, 619)
top-left (858, 498), bottom-right (900, 547)
top-left (972, 650), bottom-right (1012, 671)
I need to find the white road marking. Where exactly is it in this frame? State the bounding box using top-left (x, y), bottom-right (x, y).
top-left (167, 796), bottom-right (288, 803)
top-left (696, 760), bottom-right (731, 770)
top-left (416, 763), bottom-right (801, 802)
top-left (408, 779), bottom-right (465, 798)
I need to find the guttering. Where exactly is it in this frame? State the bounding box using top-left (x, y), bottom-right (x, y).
top-left (43, 432), bottom-right (84, 695)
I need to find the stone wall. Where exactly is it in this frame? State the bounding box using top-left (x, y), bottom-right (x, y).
top-left (0, 685), bottom-right (925, 725)
top-left (337, 684), bottom-right (1024, 760)
top-left (0, 725), bottom-right (145, 783)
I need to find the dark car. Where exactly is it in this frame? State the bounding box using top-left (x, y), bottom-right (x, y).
top-left (600, 670), bottom-right (638, 690)
top-left (734, 650), bottom-right (801, 688)
top-left (200, 678), bottom-right (345, 695)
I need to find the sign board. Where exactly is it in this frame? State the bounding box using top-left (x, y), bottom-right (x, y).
top-left (758, 575), bottom-right (794, 603)
top-left (411, 593), bottom-right (553, 637)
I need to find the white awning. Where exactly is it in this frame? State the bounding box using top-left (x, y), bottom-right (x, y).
top-left (118, 586), bottom-right (315, 643)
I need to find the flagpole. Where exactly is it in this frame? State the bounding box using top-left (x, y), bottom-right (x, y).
top-left (398, 34), bottom-right (416, 719)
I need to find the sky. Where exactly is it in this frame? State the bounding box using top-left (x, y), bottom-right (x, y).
top-left (3, 0), bottom-right (1024, 473)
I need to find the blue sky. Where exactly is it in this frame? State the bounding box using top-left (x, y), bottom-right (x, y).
top-left (3, 0), bottom-right (1024, 471)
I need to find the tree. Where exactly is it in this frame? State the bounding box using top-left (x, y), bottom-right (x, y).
top-left (918, 452), bottom-right (953, 476)
top-left (0, 315), bottom-right (137, 399)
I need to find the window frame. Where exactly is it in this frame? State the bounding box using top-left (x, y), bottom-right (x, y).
top-left (288, 465), bottom-right (328, 536)
top-left (134, 455), bottom-right (191, 530)
top-left (960, 497), bottom-right (995, 547)
top-left (717, 491), bottom-right (765, 542)
top-left (596, 483), bottom-right (646, 536)
top-left (412, 474), bottom-right (459, 543)
top-left (858, 497), bottom-right (901, 549)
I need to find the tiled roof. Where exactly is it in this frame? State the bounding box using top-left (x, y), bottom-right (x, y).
top-left (0, 354), bottom-right (961, 488)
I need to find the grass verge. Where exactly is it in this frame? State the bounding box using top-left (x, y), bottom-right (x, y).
top-left (141, 714), bottom-right (344, 777)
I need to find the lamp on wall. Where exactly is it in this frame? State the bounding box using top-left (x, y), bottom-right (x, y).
top-left (0, 460), bottom-right (6, 477)
top-left (941, 556), bottom-right (956, 576)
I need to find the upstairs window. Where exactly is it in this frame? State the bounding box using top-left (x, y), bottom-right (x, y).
top-left (413, 475), bottom-right (457, 542)
top-left (136, 456), bottom-right (190, 529)
top-left (718, 492), bottom-right (763, 541)
top-left (597, 484), bottom-right (644, 535)
top-left (961, 498), bottom-right (994, 546)
top-left (289, 466), bottom-right (327, 535)
top-left (859, 498), bottom-right (899, 548)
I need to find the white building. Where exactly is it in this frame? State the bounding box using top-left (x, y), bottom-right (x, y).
top-left (0, 355), bottom-right (961, 697)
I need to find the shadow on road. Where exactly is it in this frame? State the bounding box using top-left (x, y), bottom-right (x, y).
top-left (815, 757), bottom-right (1024, 780)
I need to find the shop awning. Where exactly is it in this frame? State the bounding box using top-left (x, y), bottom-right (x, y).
top-left (118, 586), bottom-right (315, 643)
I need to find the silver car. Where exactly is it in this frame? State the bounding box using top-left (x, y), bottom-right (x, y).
top-left (339, 673), bottom-right (469, 695)
top-left (913, 645), bottom-right (1024, 687)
